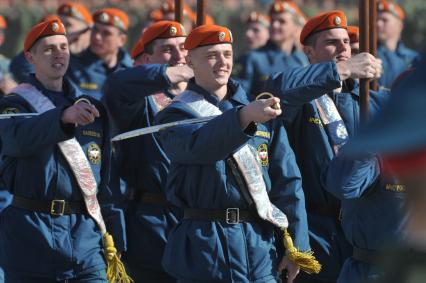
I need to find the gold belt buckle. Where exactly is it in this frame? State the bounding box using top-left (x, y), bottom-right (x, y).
top-left (51, 200), bottom-right (66, 216)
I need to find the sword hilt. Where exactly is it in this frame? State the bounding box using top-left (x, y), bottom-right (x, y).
top-left (255, 92), bottom-right (281, 110)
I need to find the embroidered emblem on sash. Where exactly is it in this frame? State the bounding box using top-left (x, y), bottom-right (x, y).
top-left (87, 143), bottom-right (101, 165)
top-left (257, 143), bottom-right (269, 167)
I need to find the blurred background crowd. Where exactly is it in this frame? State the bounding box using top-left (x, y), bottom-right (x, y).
top-left (0, 0), bottom-right (424, 60)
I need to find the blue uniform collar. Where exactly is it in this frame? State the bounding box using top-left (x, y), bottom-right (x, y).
top-left (187, 78), bottom-right (250, 107)
top-left (28, 74), bottom-right (83, 100)
top-left (378, 41), bottom-right (409, 56)
top-left (262, 40), bottom-right (299, 56)
top-left (81, 48), bottom-right (133, 70)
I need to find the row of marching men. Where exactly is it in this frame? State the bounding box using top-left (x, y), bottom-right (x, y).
top-left (0, 0), bottom-right (420, 282)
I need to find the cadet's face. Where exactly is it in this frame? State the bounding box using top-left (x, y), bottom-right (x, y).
top-left (270, 12), bottom-right (296, 43)
top-left (377, 12), bottom-right (403, 42)
top-left (245, 22), bottom-right (269, 49)
top-left (306, 28), bottom-right (351, 64)
top-left (90, 23), bottom-right (126, 58)
top-left (60, 15), bottom-right (91, 54)
top-left (61, 15), bottom-right (89, 36)
top-left (144, 37), bottom-right (187, 66)
top-left (25, 35), bottom-right (70, 79)
top-left (187, 43), bottom-right (233, 90)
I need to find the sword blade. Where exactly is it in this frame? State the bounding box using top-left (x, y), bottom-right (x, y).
top-left (0, 113), bottom-right (39, 119)
top-left (111, 115), bottom-right (217, 142)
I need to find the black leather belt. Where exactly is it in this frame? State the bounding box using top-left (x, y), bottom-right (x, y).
top-left (12, 196), bottom-right (87, 216)
top-left (352, 247), bottom-right (381, 265)
top-left (183, 208), bottom-right (262, 224)
top-left (138, 192), bottom-right (169, 206)
top-left (306, 202), bottom-right (341, 220)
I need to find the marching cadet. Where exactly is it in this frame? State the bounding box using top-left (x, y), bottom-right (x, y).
top-left (345, 56), bottom-right (426, 283)
top-left (0, 18), bottom-right (129, 283)
top-left (155, 24), bottom-right (321, 283)
top-left (234, 0), bottom-right (308, 97)
top-left (67, 7), bottom-right (132, 101)
top-left (264, 10), bottom-right (383, 283)
top-left (244, 11), bottom-right (270, 50)
top-left (320, 131), bottom-right (406, 283)
top-left (104, 21), bottom-right (193, 282)
top-left (57, 1), bottom-right (93, 55)
top-left (348, 26), bottom-right (359, 56)
top-left (377, 0), bottom-right (418, 89)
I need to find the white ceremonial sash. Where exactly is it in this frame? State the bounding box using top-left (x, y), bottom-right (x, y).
top-left (174, 90), bottom-right (289, 229)
top-left (11, 84), bottom-right (107, 234)
top-left (315, 94), bottom-right (349, 154)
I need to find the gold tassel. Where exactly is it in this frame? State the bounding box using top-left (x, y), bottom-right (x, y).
top-left (103, 233), bottom-right (134, 283)
top-left (282, 228), bottom-right (321, 274)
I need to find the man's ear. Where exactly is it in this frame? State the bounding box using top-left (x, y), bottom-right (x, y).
top-left (303, 45), bottom-right (314, 63)
top-left (24, 50), bottom-right (35, 65)
top-left (118, 33), bottom-right (127, 48)
top-left (185, 54), bottom-right (193, 68)
top-left (140, 53), bottom-right (151, 65)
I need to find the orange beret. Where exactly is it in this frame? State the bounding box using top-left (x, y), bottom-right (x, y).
top-left (377, 0), bottom-right (405, 20)
top-left (0, 15), bottom-right (6, 30)
top-left (39, 14), bottom-right (61, 23)
top-left (269, 1), bottom-right (307, 26)
top-left (300, 10), bottom-right (347, 45)
top-left (57, 2), bottom-right (93, 26)
top-left (269, 1), bottom-right (299, 15)
top-left (131, 21), bottom-right (187, 59)
top-left (184, 24), bottom-right (233, 50)
top-left (348, 26), bottom-right (359, 43)
top-left (161, 1), bottom-right (196, 24)
top-left (148, 9), bottom-right (163, 22)
top-left (93, 8), bottom-right (129, 31)
top-left (24, 19), bottom-right (66, 52)
top-left (247, 12), bottom-right (270, 27)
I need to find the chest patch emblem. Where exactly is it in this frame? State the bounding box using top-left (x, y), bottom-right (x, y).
top-left (87, 143), bottom-right (101, 165)
top-left (257, 143), bottom-right (269, 167)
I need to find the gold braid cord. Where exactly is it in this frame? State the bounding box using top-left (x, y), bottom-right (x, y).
top-left (282, 228), bottom-right (321, 274)
top-left (103, 233), bottom-right (134, 283)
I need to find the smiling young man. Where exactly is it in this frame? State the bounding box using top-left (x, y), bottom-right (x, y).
top-left (0, 18), bottom-right (126, 282)
top-left (155, 24), bottom-right (316, 283)
top-left (104, 21), bottom-right (193, 283)
top-left (262, 10), bottom-right (385, 283)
